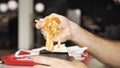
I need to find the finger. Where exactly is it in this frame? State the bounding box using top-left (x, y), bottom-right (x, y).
top-left (33, 65), bottom-right (50, 68)
top-left (33, 56), bottom-right (58, 65)
top-left (39, 18), bottom-right (44, 21)
top-left (35, 20), bottom-right (39, 23)
top-left (50, 13), bottom-right (65, 21)
top-left (35, 19), bottom-right (44, 29)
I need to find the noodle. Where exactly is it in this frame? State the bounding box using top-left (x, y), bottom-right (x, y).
top-left (44, 15), bottom-right (61, 51)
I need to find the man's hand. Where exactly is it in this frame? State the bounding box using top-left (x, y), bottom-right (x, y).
top-left (33, 56), bottom-right (88, 68)
top-left (35, 13), bottom-right (73, 42)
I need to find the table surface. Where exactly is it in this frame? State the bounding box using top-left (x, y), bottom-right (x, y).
top-left (0, 57), bottom-right (105, 68)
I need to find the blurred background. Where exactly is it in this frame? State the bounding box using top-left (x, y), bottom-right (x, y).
top-left (0, 0), bottom-right (120, 66)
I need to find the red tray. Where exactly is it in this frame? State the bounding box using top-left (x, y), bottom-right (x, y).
top-left (1, 48), bottom-right (89, 66)
top-left (1, 54), bottom-right (36, 66)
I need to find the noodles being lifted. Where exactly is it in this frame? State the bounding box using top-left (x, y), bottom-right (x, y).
top-left (44, 15), bottom-right (61, 51)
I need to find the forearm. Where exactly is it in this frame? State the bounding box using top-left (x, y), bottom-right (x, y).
top-left (70, 21), bottom-right (120, 67)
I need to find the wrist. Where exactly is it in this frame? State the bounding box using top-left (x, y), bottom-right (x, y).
top-left (69, 21), bottom-right (81, 41)
top-left (69, 21), bottom-right (89, 46)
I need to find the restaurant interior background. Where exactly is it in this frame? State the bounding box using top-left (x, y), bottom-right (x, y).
top-left (0, 0), bottom-right (120, 61)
